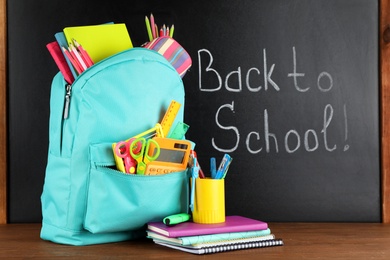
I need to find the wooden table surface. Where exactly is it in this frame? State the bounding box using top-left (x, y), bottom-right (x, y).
top-left (1, 223), bottom-right (390, 259)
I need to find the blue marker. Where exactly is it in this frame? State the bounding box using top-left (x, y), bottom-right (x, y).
top-left (210, 157), bottom-right (217, 179)
top-left (214, 154), bottom-right (232, 179)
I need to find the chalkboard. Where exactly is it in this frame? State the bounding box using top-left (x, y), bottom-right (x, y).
top-left (7, 0), bottom-right (379, 222)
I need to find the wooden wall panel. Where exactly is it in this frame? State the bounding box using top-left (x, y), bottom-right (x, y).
top-left (0, 0), bottom-right (7, 224)
top-left (381, 0), bottom-right (390, 223)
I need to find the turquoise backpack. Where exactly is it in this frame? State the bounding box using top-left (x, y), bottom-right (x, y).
top-left (40, 48), bottom-right (190, 245)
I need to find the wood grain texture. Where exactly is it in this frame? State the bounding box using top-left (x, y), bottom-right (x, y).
top-left (0, 0), bottom-right (6, 224)
top-left (1, 223), bottom-right (390, 258)
top-left (381, 0), bottom-right (390, 223)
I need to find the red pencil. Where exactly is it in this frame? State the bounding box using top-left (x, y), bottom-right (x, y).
top-left (62, 46), bottom-right (82, 75)
top-left (69, 44), bottom-right (87, 71)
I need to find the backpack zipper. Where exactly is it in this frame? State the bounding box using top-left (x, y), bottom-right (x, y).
top-left (60, 48), bottom-right (146, 120)
top-left (61, 48), bottom-right (169, 120)
top-left (63, 84), bottom-right (72, 119)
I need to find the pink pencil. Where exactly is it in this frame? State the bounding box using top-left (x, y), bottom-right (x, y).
top-left (62, 46), bottom-right (82, 74)
top-left (73, 39), bottom-right (94, 67)
top-left (150, 13), bottom-right (156, 39)
top-left (69, 44), bottom-right (87, 71)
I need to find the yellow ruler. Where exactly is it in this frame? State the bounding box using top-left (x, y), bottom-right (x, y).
top-left (160, 100), bottom-right (181, 138)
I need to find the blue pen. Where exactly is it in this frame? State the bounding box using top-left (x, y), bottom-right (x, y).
top-left (210, 157), bottom-right (217, 179)
top-left (190, 158), bottom-right (199, 212)
top-left (215, 154), bottom-right (232, 179)
top-left (221, 157), bottom-right (232, 179)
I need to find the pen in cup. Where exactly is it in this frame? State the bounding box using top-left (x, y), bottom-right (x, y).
top-left (210, 157), bottom-right (217, 179)
top-left (214, 154), bottom-right (232, 179)
top-left (189, 157), bottom-right (199, 212)
top-left (190, 150), bottom-right (205, 178)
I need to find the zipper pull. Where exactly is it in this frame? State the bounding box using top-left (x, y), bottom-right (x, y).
top-left (63, 84), bottom-right (72, 119)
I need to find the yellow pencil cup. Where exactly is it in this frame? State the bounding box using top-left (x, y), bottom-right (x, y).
top-left (192, 178), bottom-right (225, 224)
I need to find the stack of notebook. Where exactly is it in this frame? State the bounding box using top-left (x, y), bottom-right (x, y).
top-left (147, 215), bottom-right (283, 255)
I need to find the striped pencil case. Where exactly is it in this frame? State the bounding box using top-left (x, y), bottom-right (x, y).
top-left (144, 36), bottom-right (192, 78)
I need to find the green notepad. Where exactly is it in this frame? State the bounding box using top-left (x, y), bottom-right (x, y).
top-left (63, 23), bottom-right (133, 63)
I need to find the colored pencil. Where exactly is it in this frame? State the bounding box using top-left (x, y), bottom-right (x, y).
top-left (169, 24), bottom-right (175, 38)
top-left (145, 15), bottom-right (153, 41)
top-left (62, 46), bottom-right (82, 74)
top-left (73, 39), bottom-right (94, 67)
top-left (150, 13), bottom-right (156, 39)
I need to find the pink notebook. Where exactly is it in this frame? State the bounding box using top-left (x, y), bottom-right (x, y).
top-left (147, 216), bottom-right (268, 238)
top-left (46, 41), bottom-right (75, 84)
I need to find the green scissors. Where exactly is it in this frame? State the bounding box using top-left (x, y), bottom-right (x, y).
top-left (130, 137), bottom-right (160, 175)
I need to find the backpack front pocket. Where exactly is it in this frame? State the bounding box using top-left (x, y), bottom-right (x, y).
top-left (84, 143), bottom-right (189, 234)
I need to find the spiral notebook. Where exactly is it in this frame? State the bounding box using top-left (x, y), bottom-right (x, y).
top-left (151, 233), bottom-right (276, 248)
top-left (154, 239), bottom-right (284, 255)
